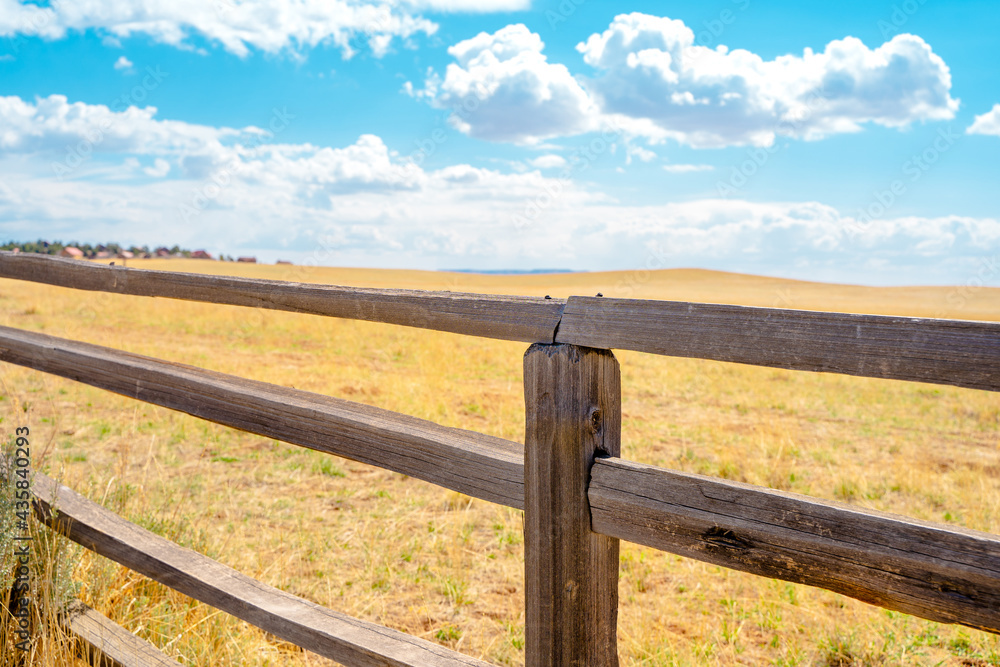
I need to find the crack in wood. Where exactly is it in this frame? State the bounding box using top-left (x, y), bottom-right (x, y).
top-left (702, 526), bottom-right (754, 551)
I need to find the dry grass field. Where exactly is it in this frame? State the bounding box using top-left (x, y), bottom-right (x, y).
top-left (1, 259), bottom-right (999, 666)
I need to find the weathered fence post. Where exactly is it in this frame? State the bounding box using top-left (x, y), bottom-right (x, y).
top-left (523, 343), bottom-right (621, 666)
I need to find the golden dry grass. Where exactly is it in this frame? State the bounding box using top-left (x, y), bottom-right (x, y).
top-left (1, 259), bottom-right (998, 666)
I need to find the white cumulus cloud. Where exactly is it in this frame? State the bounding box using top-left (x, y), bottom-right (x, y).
top-left (0, 94), bottom-right (442, 192)
top-left (966, 104), bottom-right (1000, 137)
top-left (578, 14), bottom-right (959, 148)
top-left (113, 55), bottom-right (134, 71)
top-left (0, 94), bottom-right (242, 167)
top-left (421, 24), bottom-right (598, 144)
top-left (419, 14), bottom-right (959, 149)
top-left (0, 93), bottom-right (611, 259)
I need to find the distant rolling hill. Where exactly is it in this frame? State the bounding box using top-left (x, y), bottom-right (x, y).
top-left (93, 258), bottom-right (1000, 322)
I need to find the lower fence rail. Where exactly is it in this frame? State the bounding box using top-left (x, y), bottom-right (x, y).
top-left (589, 458), bottom-right (1000, 634)
top-left (60, 599), bottom-right (184, 667)
top-left (31, 473), bottom-right (495, 667)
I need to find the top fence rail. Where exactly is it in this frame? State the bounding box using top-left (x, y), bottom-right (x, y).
top-left (2, 251), bottom-right (998, 392)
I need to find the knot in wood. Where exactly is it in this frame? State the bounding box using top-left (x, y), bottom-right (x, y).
top-left (589, 407), bottom-right (602, 433)
top-left (938, 582), bottom-right (976, 603)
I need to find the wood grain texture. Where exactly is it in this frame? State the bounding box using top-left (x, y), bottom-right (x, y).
top-left (523, 344), bottom-right (620, 667)
top-left (0, 252), bottom-right (564, 343)
top-left (0, 325), bottom-right (524, 509)
top-left (61, 599), bottom-right (183, 667)
top-left (32, 474), bottom-right (495, 667)
top-left (556, 297), bottom-right (1000, 391)
top-left (588, 458), bottom-right (1000, 634)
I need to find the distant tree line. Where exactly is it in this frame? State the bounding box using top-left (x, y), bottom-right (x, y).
top-left (1, 239), bottom-right (178, 257)
top-left (1, 240), bottom-right (236, 261)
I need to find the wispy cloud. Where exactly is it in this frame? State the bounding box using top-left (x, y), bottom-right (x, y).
top-left (0, 0), bottom-right (533, 58)
top-left (113, 55), bottom-right (134, 71)
top-left (662, 164), bottom-right (713, 173)
top-left (967, 104), bottom-right (1000, 137)
top-left (528, 154), bottom-right (567, 169)
top-left (143, 157), bottom-right (171, 177)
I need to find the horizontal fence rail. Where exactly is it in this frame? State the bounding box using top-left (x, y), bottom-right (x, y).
top-left (2, 252), bottom-right (998, 391)
top-left (60, 599), bottom-right (184, 667)
top-left (3, 325), bottom-right (997, 635)
top-left (0, 251), bottom-right (564, 343)
top-left (0, 325), bottom-right (524, 509)
top-left (556, 296), bottom-right (1000, 392)
top-left (32, 473), bottom-right (492, 667)
top-left (589, 458), bottom-right (1000, 634)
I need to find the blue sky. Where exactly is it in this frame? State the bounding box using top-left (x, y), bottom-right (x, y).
top-left (1, 0), bottom-right (998, 286)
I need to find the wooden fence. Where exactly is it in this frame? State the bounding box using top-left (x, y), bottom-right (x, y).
top-left (1, 251), bottom-right (999, 666)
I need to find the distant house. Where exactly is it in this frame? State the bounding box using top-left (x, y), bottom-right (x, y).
top-left (191, 250), bottom-right (213, 260)
top-left (60, 247), bottom-right (84, 259)
top-left (237, 256), bottom-right (257, 263)
top-left (119, 250), bottom-right (135, 259)
top-left (95, 251), bottom-right (112, 259)
top-left (276, 260), bottom-right (293, 265)
top-left (155, 247), bottom-right (171, 257)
